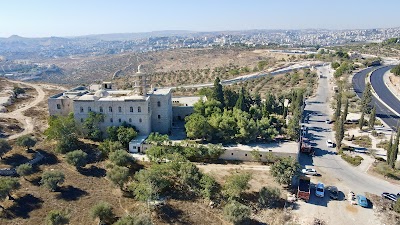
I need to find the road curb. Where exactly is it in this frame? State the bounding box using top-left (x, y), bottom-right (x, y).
top-left (368, 67), bottom-right (400, 118)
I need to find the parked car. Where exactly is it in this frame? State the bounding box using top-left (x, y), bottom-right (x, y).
top-left (356, 195), bottom-right (368, 207)
top-left (329, 186), bottom-right (339, 200)
top-left (325, 118), bottom-right (331, 124)
top-left (302, 168), bottom-right (318, 176)
top-left (315, 183), bottom-right (325, 198)
top-left (326, 139), bottom-right (334, 148)
top-left (382, 192), bottom-right (398, 202)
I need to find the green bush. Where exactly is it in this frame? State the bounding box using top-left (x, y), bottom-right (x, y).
top-left (352, 135), bottom-right (372, 148)
top-left (394, 198), bottom-right (400, 213)
top-left (223, 200), bottom-right (250, 225)
top-left (340, 153), bottom-right (363, 166)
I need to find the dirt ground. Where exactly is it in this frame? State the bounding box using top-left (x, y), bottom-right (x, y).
top-left (38, 48), bottom-right (305, 85)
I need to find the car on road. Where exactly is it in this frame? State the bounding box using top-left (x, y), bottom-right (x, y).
top-left (326, 139), bottom-right (334, 148)
top-left (315, 183), bottom-right (325, 198)
top-left (325, 118), bottom-right (331, 124)
top-left (382, 192), bottom-right (398, 202)
top-left (329, 186), bottom-right (339, 200)
top-left (357, 195), bottom-right (368, 207)
top-left (302, 168), bottom-right (318, 176)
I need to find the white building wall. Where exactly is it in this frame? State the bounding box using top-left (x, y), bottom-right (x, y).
top-left (73, 99), bottom-right (152, 135)
top-left (48, 98), bottom-right (74, 116)
top-left (219, 149), bottom-right (298, 162)
top-left (150, 92), bottom-right (172, 134)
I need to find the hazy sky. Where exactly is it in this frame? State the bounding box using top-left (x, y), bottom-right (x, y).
top-left (1, 0), bottom-right (400, 37)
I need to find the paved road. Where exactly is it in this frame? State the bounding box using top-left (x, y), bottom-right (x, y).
top-left (352, 67), bottom-right (400, 130)
top-left (300, 66), bottom-right (399, 197)
top-left (370, 65), bottom-right (400, 116)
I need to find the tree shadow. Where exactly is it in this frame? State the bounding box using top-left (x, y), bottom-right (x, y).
top-left (29, 176), bottom-right (42, 186)
top-left (6, 194), bottom-right (43, 219)
top-left (2, 154), bottom-right (30, 167)
top-left (56, 185), bottom-right (88, 201)
top-left (35, 149), bottom-right (58, 165)
top-left (78, 165), bottom-right (106, 177)
top-left (155, 204), bottom-right (187, 224)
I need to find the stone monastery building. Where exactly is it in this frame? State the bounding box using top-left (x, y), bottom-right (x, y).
top-left (48, 65), bottom-right (200, 135)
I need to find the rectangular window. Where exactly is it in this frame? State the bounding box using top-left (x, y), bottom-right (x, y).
top-left (56, 104), bottom-right (61, 109)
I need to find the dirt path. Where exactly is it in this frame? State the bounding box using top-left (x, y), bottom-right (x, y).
top-left (0, 79), bottom-right (46, 140)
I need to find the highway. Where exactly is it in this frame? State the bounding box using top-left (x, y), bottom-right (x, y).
top-left (300, 65), bottom-right (399, 197)
top-left (352, 66), bottom-right (400, 130)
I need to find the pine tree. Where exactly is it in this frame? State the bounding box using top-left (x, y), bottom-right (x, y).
top-left (368, 106), bottom-right (376, 129)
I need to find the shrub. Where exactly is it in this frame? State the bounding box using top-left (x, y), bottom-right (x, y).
top-left (91, 201), bottom-right (114, 224)
top-left (223, 172), bottom-right (252, 200)
top-left (65, 150), bottom-right (88, 168)
top-left (223, 200), bottom-right (250, 225)
top-left (16, 163), bottom-right (33, 180)
top-left (258, 186), bottom-right (281, 208)
top-left (394, 198), bottom-right (400, 213)
top-left (46, 210), bottom-right (69, 225)
top-left (340, 153), bottom-right (363, 166)
top-left (109, 150), bottom-right (134, 167)
top-left (41, 171), bottom-right (65, 191)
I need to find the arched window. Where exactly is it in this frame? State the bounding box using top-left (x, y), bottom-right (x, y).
top-left (80, 106), bottom-right (84, 113)
top-left (157, 101), bottom-right (161, 107)
top-left (110, 118), bottom-right (113, 123)
top-left (109, 106), bottom-right (112, 112)
top-left (130, 106), bottom-right (133, 112)
top-left (139, 118), bottom-right (142, 123)
top-left (99, 106), bottom-right (103, 113)
top-left (129, 118), bottom-right (132, 123)
top-left (118, 118), bottom-right (122, 123)
top-left (138, 106), bottom-right (141, 113)
top-left (157, 115), bottom-right (161, 119)
top-left (80, 118), bottom-right (83, 123)
top-left (88, 107), bottom-right (92, 112)
top-left (118, 106), bottom-right (122, 113)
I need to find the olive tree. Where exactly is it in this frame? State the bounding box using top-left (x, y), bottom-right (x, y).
top-left (16, 135), bottom-right (36, 151)
top-left (41, 171), bottom-right (65, 191)
top-left (109, 150), bottom-right (134, 167)
top-left (0, 139), bottom-right (11, 159)
top-left (16, 163), bottom-right (33, 180)
top-left (65, 150), bottom-right (88, 169)
top-left (91, 201), bottom-right (114, 224)
top-left (46, 210), bottom-right (69, 225)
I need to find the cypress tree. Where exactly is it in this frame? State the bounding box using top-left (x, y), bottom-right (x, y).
top-left (335, 115), bottom-right (345, 149)
top-left (359, 110), bottom-right (365, 130)
top-left (335, 92), bottom-right (342, 120)
top-left (390, 127), bottom-right (400, 169)
top-left (387, 134), bottom-right (393, 166)
top-left (212, 77), bottom-right (225, 108)
top-left (235, 87), bottom-right (246, 112)
top-left (343, 98), bottom-right (349, 122)
top-left (368, 106), bottom-right (376, 129)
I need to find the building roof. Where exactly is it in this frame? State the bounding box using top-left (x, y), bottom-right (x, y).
top-left (129, 135), bottom-right (149, 145)
top-left (151, 88), bottom-right (171, 95)
top-left (172, 96), bottom-right (205, 106)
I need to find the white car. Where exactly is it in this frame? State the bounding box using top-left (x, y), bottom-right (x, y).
top-left (315, 183), bottom-right (325, 198)
top-left (325, 118), bottom-right (331, 124)
top-left (326, 139), bottom-right (334, 148)
top-left (302, 168), bottom-right (318, 176)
